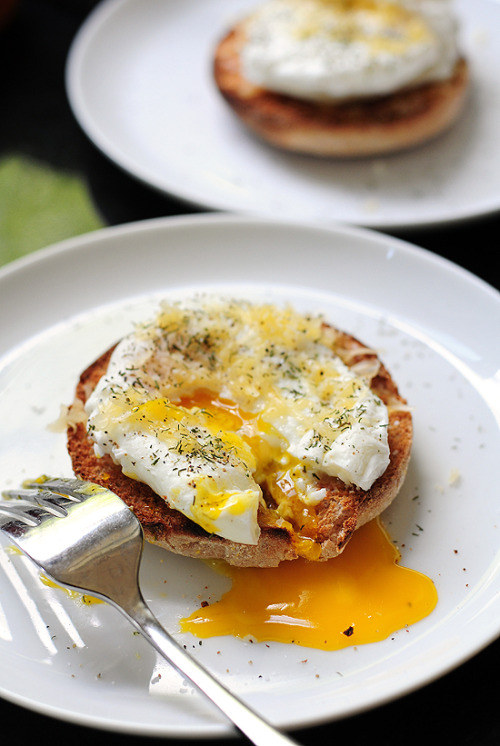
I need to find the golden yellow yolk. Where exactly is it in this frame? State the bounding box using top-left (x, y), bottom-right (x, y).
top-left (180, 519), bottom-right (438, 650)
top-left (177, 390), bottom-right (253, 436)
top-left (265, 464), bottom-right (322, 561)
top-left (177, 390), bottom-right (324, 559)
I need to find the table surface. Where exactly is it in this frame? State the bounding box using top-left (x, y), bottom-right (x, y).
top-left (0, 2), bottom-right (499, 744)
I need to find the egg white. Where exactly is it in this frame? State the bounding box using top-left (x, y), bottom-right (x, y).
top-left (241, 0), bottom-right (459, 100)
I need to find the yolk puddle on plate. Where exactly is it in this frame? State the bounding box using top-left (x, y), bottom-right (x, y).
top-left (180, 518), bottom-right (437, 650)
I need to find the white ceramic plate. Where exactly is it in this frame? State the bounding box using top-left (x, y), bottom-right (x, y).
top-left (0, 215), bottom-right (499, 737)
top-left (66, 0), bottom-right (500, 229)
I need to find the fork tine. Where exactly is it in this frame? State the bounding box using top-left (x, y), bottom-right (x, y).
top-left (0, 477), bottom-right (94, 526)
top-left (0, 503), bottom-right (41, 527)
top-left (1, 488), bottom-right (73, 516)
top-left (23, 477), bottom-right (88, 500)
top-left (2, 477), bottom-right (98, 507)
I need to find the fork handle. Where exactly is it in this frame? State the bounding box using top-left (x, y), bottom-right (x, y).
top-left (120, 594), bottom-right (300, 746)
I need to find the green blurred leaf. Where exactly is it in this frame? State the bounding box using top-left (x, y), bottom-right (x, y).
top-left (0, 154), bottom-right (104, 266)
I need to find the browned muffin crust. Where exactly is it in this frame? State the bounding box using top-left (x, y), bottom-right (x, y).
top-left (67, 327), bottom-right (412, 567)
top-left (213, 23), bottom-right (469, 157)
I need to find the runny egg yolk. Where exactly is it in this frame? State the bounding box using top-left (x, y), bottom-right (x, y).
top-left (180, 519), bottom-right (438, 650)
top-left (177, 390), bottom-right (325, 560)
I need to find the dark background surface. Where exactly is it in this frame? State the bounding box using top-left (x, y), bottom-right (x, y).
top-left (0, 2), bottom-right (499, 744)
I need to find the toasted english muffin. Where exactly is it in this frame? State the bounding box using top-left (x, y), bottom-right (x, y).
top-left (213, 21), bottom-right (469, 158)
top-left (66, 324), bottom-right (412, 567)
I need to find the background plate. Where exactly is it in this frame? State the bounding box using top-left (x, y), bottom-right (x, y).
top-left (0, 215), bottom-right (499, 737)
top-left (65, 0), bottom-right (500, 229)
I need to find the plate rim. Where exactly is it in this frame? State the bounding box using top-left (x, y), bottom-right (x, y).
top-left (1, 211), bottom-right (498, 298)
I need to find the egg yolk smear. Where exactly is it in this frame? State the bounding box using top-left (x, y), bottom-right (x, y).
top-left (181, 519), bottom-right (437, 650)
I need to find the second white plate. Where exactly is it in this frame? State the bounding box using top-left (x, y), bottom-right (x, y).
top-left (66, 0), bottom-right (500, 228)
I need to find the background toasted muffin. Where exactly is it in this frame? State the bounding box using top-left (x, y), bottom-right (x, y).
top-left (213, 11), bottom-right (469, 158)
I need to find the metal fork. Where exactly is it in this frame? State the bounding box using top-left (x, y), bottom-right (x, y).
top-left (0, 477), bottom-right (299, 746)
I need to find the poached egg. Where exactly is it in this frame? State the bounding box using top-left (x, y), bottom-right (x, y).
top-left (241, 0), bottom-right (460, 101)
top-left (85, 297), bottom-right (390, 556)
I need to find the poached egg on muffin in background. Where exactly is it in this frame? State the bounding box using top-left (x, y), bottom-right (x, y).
top-left (213, 0), bottom-right (469, 157)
